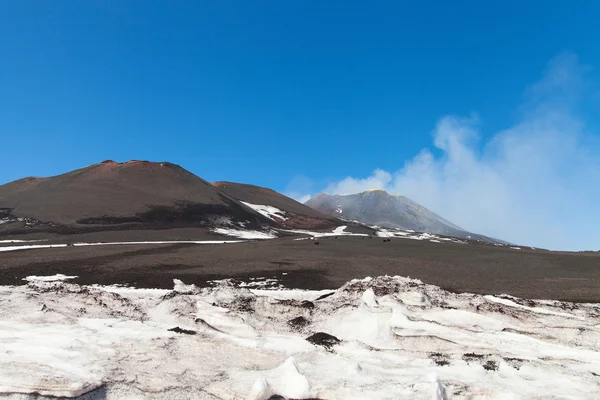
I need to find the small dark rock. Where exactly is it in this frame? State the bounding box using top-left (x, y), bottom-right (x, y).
top-left (463, 352), bottom-right (485, 360)
top-left (429, 352), bottom-right (450, 366)
top-left (168, 326), bottom-right (197, 335)
top-left (483, 360), bottom-right (498, 371)
top-left (306, 332), bottom-right (341, 350)
top-left (300, 300), bottom-right (315, 309)
top-left (288, 316), bottom-right (310, 329)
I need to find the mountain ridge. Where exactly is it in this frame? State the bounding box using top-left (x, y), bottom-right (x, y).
top-left (305, 190), bottom-right (505, 243)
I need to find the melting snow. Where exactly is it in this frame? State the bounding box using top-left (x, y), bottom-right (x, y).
top-left (0, 276), bottom-right (598, 399)
top-left (281, 225), bottom-right (368, 238)
top-left (241, 201), bottom-right (288, 221)
top-left (0, 240), bottom-right (245, 253)
top-left (213, 228), bottom-right (277, 239)
top-left (0, 239), bottom-right (45, 243)
top-left (0, 244), bottom-right (69, 252)
top-left (23, 274), bottom-right (78, 282)
top-left (377, 229), bottom-right (466, 244)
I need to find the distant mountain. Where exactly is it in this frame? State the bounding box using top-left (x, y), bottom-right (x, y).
top-left (305, 190), bottom-right (504, 243)
top-left (212, 181), bottom-right (339, 230)
top-left (0, 160), bottom-right (273, 233)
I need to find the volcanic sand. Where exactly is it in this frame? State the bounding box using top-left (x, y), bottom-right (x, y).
top-left (1, 235), bottom-right (599, 302)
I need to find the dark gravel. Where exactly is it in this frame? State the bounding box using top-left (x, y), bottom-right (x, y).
top-left (1, 235), bottom-right (600, 302)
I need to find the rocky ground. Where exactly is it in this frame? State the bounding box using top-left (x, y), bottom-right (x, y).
top-left (1, 233), bottom-right (600, 302)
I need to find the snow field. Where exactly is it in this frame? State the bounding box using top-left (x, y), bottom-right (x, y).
top-left (0, 275), bottom-right (598, 399)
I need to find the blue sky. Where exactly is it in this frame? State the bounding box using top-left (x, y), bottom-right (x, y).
top-left (2, 1), bottom-right (600, 249)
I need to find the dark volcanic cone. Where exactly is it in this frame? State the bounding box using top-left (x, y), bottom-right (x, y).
top-left (0, 160), bottom-right (272, 233)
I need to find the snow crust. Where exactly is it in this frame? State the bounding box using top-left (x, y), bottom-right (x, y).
top-left (0, 276), bottom-right (599, 399)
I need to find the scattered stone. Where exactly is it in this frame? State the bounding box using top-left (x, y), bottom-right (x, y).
top-left (306, 332), bottom-right (341, 350)
top-left (462, 352), bottom-right (485, 362)
top-left (300, 300), bottom-right (315, 309)
top-left (168, 326), bottom-right (197, 335)
top-left (483, 360), bottom-right (498, 371)
top-left (429, 352), bottom-right (450, 366)
top-left (288, 316), bottom-right (310, 329)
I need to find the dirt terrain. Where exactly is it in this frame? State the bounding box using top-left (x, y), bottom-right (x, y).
top-left (2, 235), bottom-right (599, 302)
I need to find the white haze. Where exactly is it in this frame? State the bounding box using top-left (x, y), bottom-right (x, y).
top-left (290, 53), bottom-right (600, 251)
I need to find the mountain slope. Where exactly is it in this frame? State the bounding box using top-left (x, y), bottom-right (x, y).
top-left (213, 181), bottom-right (340, 229)
top-left (305, 190), bottom-right (501, 242)
top-left (0, 160), bottom-right (272, 232)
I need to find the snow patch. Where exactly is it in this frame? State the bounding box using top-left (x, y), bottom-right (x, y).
top-left (0, 240), bottom-right (245, 253)
top-left (213, 228), bottom-right (277, 239)
top-left (241, 201), bottom-right (288, 221)
top-left (0, 239), bottom-right (45, 243)
top-left (377, 229), bottom-right (466, 244)
top-left (23, 274), bottom-right (78, 282)
top-left (281, 225), bottom-right (368, 238)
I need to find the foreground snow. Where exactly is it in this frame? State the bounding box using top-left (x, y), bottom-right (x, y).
top-left (0, 276), bottom-right (599, 399)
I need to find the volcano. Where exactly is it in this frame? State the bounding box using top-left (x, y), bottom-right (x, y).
top-left (0, 160), bottom-right (272, 234)
top-left (305, 190), bottom-right (506, 243)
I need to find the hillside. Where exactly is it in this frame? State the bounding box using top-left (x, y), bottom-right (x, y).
top-left (0, 160), bottom-right (272, 233)
top-left (213, 181), bottom-right (339, 229)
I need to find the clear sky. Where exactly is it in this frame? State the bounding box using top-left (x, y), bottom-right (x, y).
top-left (2, 1), bottom-right (600, 249)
